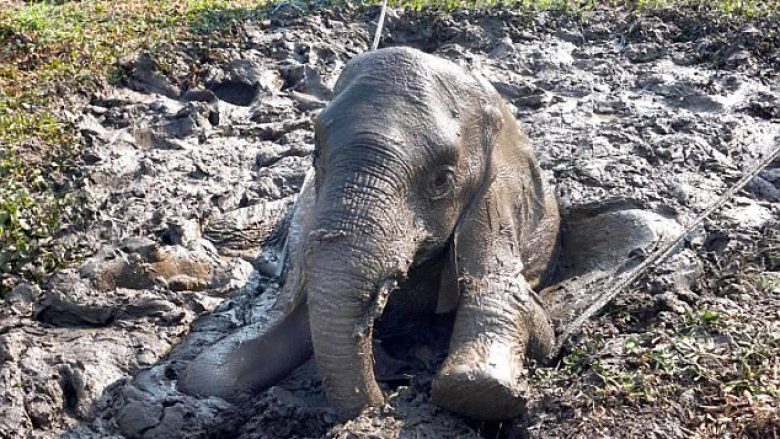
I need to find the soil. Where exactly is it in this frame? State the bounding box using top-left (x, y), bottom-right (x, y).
top-left (1, 5), bottom-right (778, 439)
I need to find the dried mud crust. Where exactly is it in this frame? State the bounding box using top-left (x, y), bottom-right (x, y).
top-left (1, 5), bottom-right (779, 439)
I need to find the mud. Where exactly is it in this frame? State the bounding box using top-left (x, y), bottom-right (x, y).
top-left (1, 5), bottom-right (778, 439)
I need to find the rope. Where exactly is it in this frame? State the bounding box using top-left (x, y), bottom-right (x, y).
top-left (553, 141), bottom-right (780, 355)
top-left (371, 0), bottom-right (389, 51)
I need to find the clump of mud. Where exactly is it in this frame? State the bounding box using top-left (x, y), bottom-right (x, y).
top-left (1, 4), bottom-right (778, 439)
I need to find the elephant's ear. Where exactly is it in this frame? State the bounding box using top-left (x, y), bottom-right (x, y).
top-left (436, 86), bottom-right (560, 315)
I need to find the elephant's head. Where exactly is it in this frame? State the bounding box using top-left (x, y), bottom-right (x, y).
top-left (304, 47), bottom-right (558, 419)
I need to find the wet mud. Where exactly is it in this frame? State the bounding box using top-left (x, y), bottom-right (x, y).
top-left (1, 5), bottom-right (778, 439)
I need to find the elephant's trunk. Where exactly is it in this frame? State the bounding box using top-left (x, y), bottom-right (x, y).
top-left (305, 233), bottom-right (391, 417)
top-left (304, 173), bottom-right (411, 418)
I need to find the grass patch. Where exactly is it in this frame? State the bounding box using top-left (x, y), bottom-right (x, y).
top-left (547, 223), bottom-right (780, 432)
top-left (551, 224), bottom-right (780, 434)
top-left (554, 304), bottom-right (779, 432)
top-left (0, 0), bottom-right (273, 294)
top-left (0, 91), bottom-right (80, 281)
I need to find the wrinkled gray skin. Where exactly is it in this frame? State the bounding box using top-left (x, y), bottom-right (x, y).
top-left (179, 47), bottom-right (560, 421)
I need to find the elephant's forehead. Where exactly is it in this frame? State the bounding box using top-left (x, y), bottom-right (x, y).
top-left (317, 83), bottom-right (460, 153)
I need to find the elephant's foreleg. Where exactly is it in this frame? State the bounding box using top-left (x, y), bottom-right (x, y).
top-left (431, 274), bottom-right (554, 420)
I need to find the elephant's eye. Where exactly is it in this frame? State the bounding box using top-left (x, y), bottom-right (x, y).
top-left (428, 167), bottom-right (455, 200)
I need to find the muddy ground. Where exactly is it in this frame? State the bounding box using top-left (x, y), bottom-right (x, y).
top-left (1, 5), bottom-right (779, 439)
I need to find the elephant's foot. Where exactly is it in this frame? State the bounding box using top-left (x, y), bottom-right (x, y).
top-left (178, 303), bottom-right (312, 401)
top-left (179, 348), bottom-right (243, 400)
top-left (431, 335), bottom-right (527, 420)
top-left (430, 275), bottom-right (554, 420)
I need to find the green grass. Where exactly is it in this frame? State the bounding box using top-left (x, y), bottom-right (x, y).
top-left (552, 306), bottom-right (779, 431)
top-left (0, 93), bottom-right (78, 280)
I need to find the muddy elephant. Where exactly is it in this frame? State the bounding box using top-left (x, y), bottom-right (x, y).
top-left (179, 47), bottom-right (560, 420)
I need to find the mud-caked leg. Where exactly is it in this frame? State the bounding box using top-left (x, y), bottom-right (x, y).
top-left (431, 272), bottom-right (554, 420)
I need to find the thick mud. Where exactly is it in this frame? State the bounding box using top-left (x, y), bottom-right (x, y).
top-left (1, 5), bottom-right (778, 439)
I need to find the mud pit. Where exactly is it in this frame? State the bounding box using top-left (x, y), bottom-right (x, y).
top-left (2, 6), bottom-right (779, 439)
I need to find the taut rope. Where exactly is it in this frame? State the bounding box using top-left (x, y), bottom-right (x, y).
top-left (553, 141), bottom-right (780, 355)
top-left (371, 0), bottom-right (389, 51)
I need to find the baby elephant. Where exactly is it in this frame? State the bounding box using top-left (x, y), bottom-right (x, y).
top-left (180, 47), bottom-right (560, 421)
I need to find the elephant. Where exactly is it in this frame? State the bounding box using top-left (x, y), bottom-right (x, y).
top-left (179, 46), bottom-right (561, 421)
